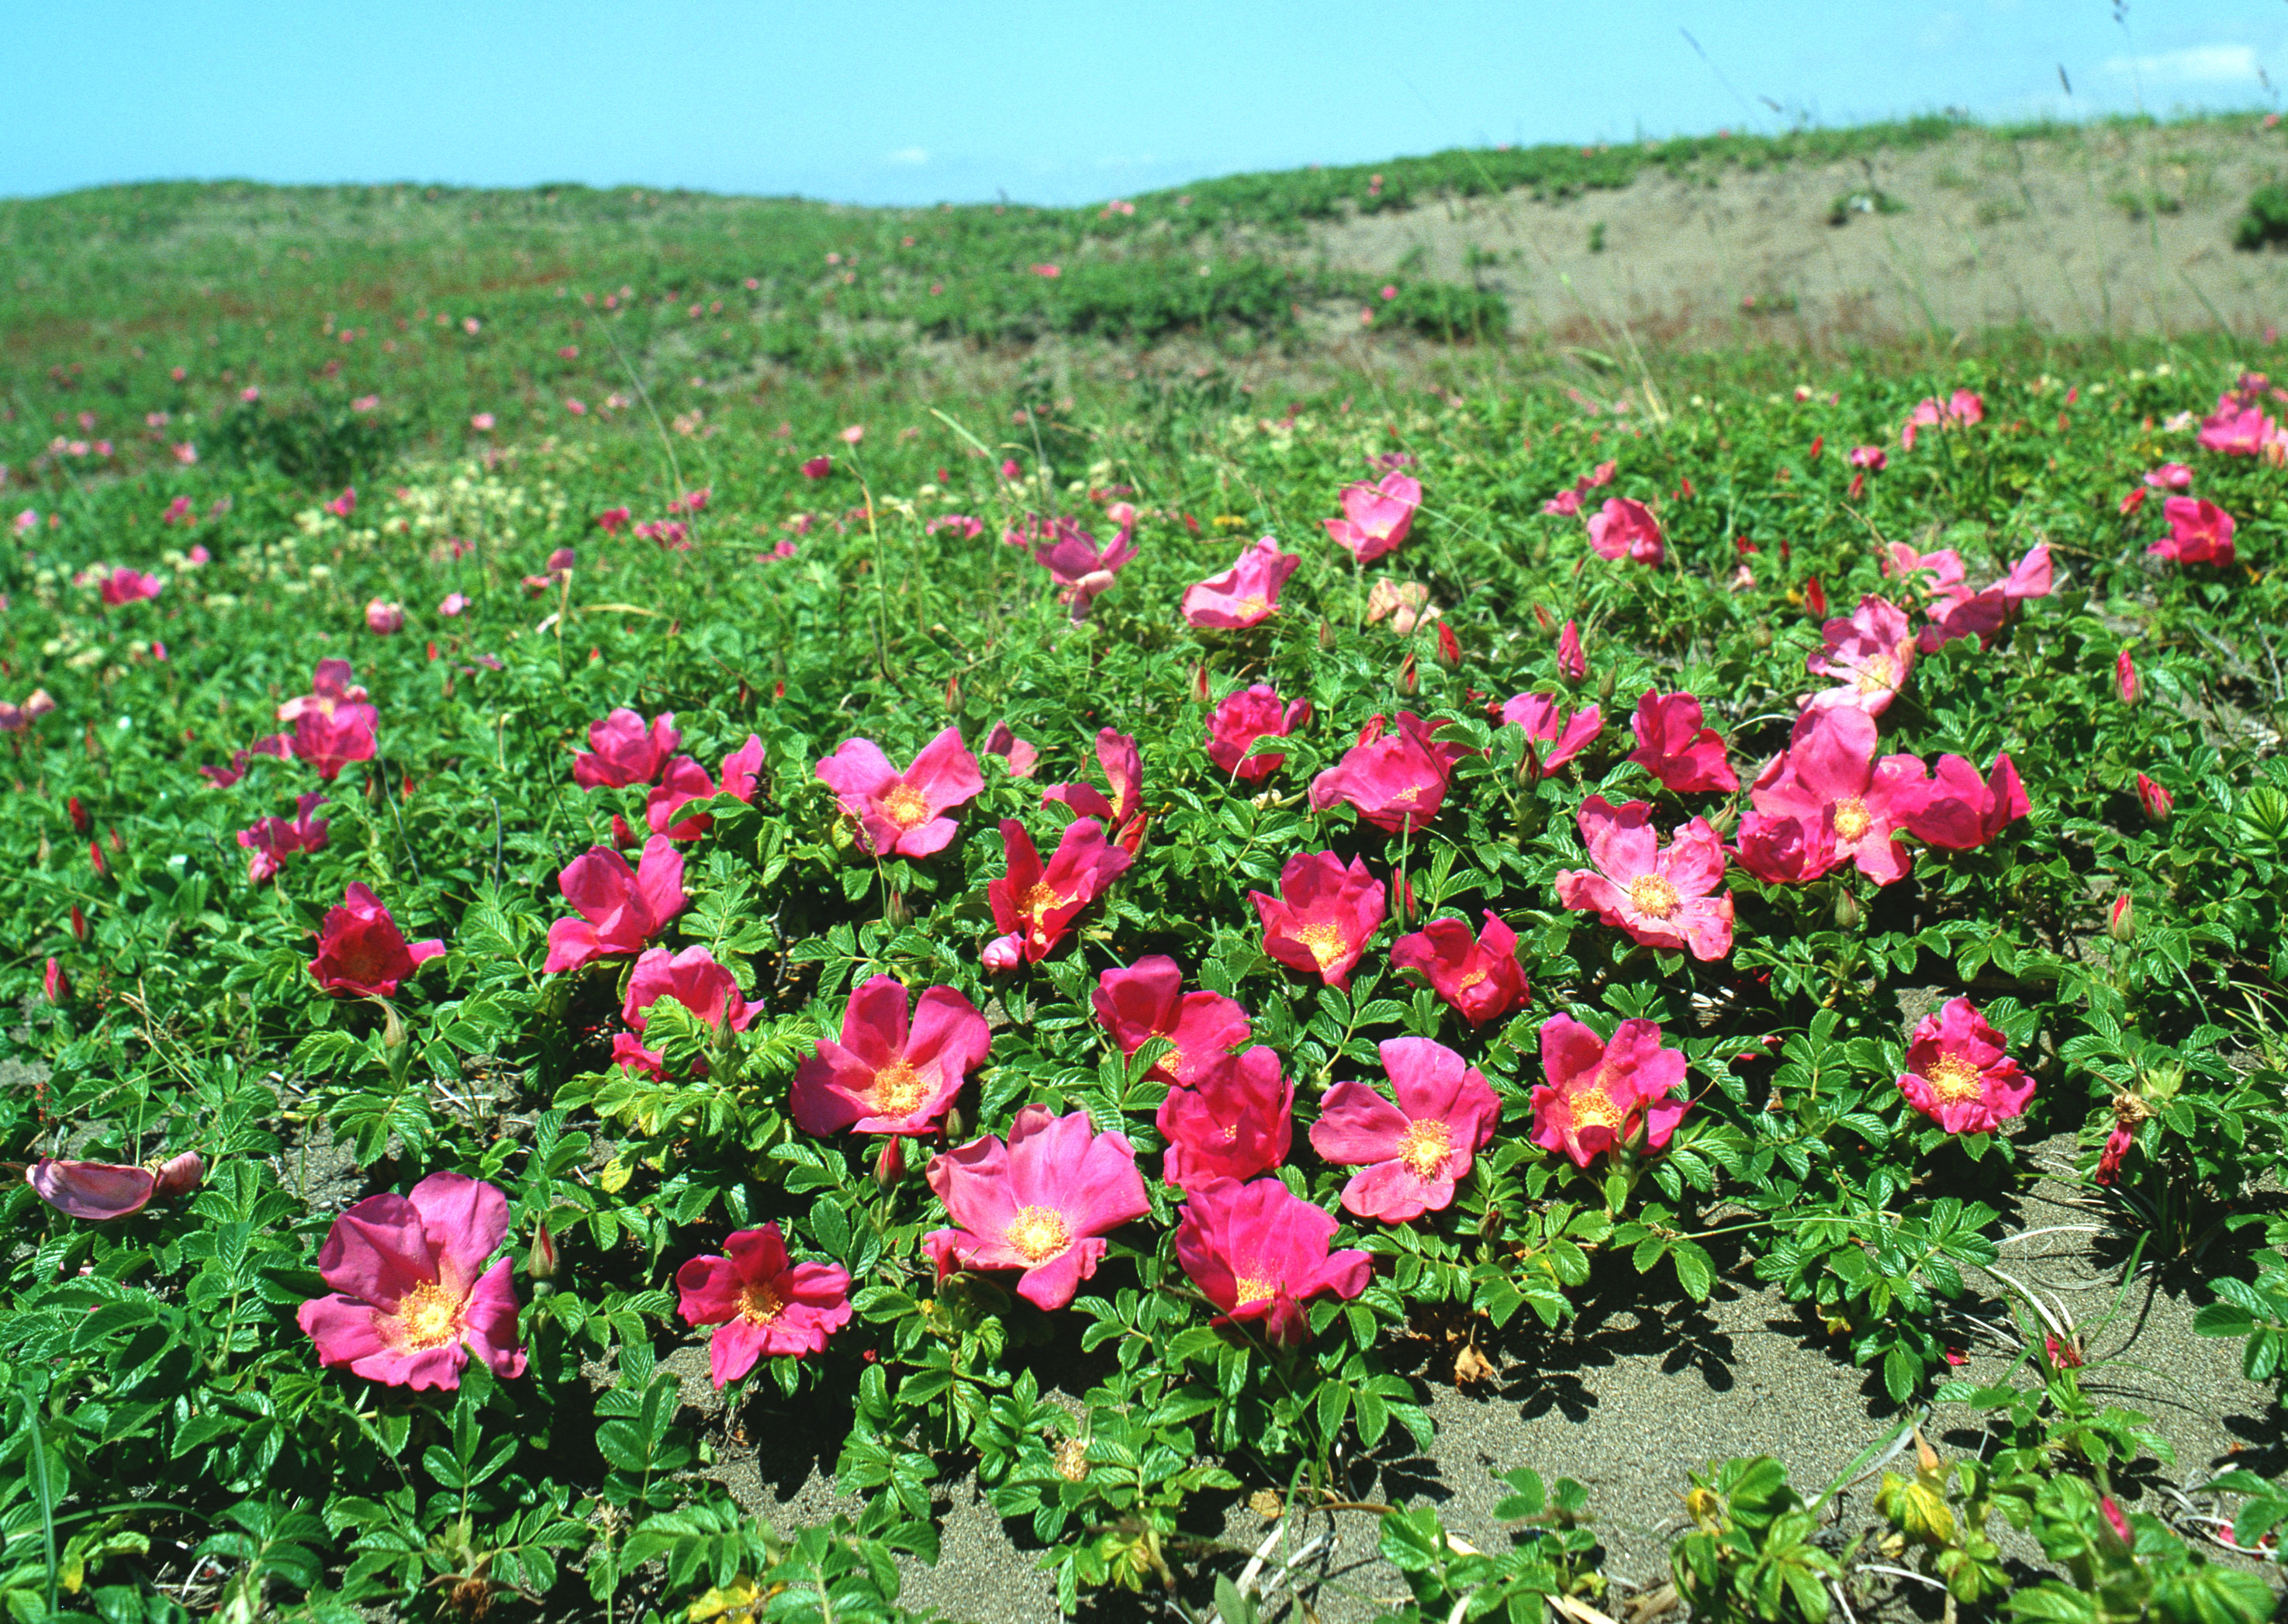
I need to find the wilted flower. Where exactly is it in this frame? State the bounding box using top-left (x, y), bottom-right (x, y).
top-left (676, 1225), bottom-right (852, 1386)
top-left (1555, 796), bottom-right (1733, 960)
top-left (237, 792), bottom-right (330, 883)
top-left (1804, 596), bottom-right (1915, 715)
top-left (1896, 997), bottom-right (2034, 1134)
top-left (364, 599), bottom-right (404, 634)
top-left (26, 1151), bottom-right (203, 1221)
top-left (95, 567), bottom-right (164, 606)
top-left (309, 884), bottom-right (443, 997)
top-left (1311, 1037), bottom-right (1498, 1222)
top-left (1364, 578), bottom-right (1435, 634)
top-left (1531, 1015), bottom-right (1689, 1168)
top-left (297, 1172), bottom-right (526, 1390)
top-left (793, 974), bottom-right (990, 1136)
top-left (1903, 753), bottom-right (2028, 850)
top-left (924, 1104), bottom-right (1149, 1310)
top-left (1250, 851), bottom-right (1387, 990)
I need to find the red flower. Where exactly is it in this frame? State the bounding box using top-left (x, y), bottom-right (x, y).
top-left (26, 1151), bottom-right (202, 1221)
top-left (1626, 691), bottom-right (1737, 793)
top-left (1389, 910), bottom-right (1527, 1027)
top-left (1249, 851), bottom-right (1387, 990)
top-left (1903, 753), bottom-right (2028, 850)
top-left (95, 567), bottom-right (164, 606)
top-left (2135, 772), bottom-right (2174, 824)
top-left (1323, 473), bottom-right (1421, 564)
top-left (987, 817), bottom-right (1133, 963)
top-left (622, 945), bottom-right (754, 1037)
top-left (237, 792), bottom-right (330, 883)
top-left (1896, 997), bottom-right (2033, 1134)
top-left (2150, 496), bottom-right (2235, 565)
top-left (1205, 685), bottom-right (1308, 782)
top-left (2115, 648), bottom-right (2140, 706)
top-left (800, 455), bottom-right (833, 479)
top-left (543, 834), bottom-right (686, 973)
top-left (1092, 955), bottom-right (1251, 1087)
top-left (1531, 1015), bottom-right (1688, 1168)
top-left (572, 709), bottom-right (680, 788)
top-left (1310, 1037), bottom-right (1498, 1222)
top-left (1042, 728), bottom-right (1146, 849)
top-left (924, 1104), bottom-right (1149, 1310)
top-left (309, 883), bottom-right (443, 997)
top-left (1803, 596), bottom-right (1915, 716)
top-left (793, 973), bottom-right (990, 1136)
top-left (596, 506), bottom-right (631, 534)
top-left (1585, 497), bottom-right (1664, 565)
top-left (1555, 796), bottom-right (1733, 960)
top-left (1308, 711), bottom-right (1464, 834)
top-left (1742, 707), bottom-right (1927, 886)
top-left (1157, 1046), bottom-right (1292, 1192)
top-left (1498, 693), bottom-right (1602, 776)
top-left (815, 725), bottom-right (984, 859)
top-left (1557, 618), bottom-right (1587, 681)
top-left (1173, 1178), bottom-right (1370, 1347)
top-left (676, 1225), bottom-right (852, 1386)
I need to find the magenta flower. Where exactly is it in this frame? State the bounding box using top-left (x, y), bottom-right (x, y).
top-left (1744, 708), bottom-right (1927, 886)
top-left (1323, 472), bottom-right (1422, 564)
top-left (95, 568), bottom-right (164, 606)
top-left (2144, 462), bottom-right (2193, 489)
top-left (645, 736), bottom-right (764, 841)
top-left (987, 817), bottom-right (1133, 963)
top-left (1847, 445), bottom-right (1887, 470)
top-left (573, 709), bottom-right (681, 789)
top-left (1042, 727), bottom-right (1145, 848)
top-left (1555, 796), bottom-right (1733, 961)
top-left (622, 945), bottom-right (754, 1035)
top-left (2151, 496), bottom-right (2235, 565)
top-left (365, 599), bottom-right (404, 635)
top-left (924, 1104), bottom-right (1149, 1310)
top-left (1585, 497), bottom-right (1663, 565)
top-left (2197, 395), bottom-right (2275, 455)
top-left (1173, 1178), bottom-right (1370, 1347)
top-left (1182, 536), bottom-right (1299, 629)
top-left (1092, 955), bottom-right (1252, 1087)
top-left (1917, 544), bottom-right (2054, 653)
top-left (800, 454), bottom-right (832, 479)
top-left (1557, 618), bottom-right (1587, 681)
top-left (278, 659), bottom-right (378, 781)
top-left (1206, 685), bottom-right (1309, 782)
top-left (1531, 1015), bottom-right (1688, 1168)
top-left (1389, 910), bottom-right (1526, 1027)
top-left (981, 721), bottom-right (1039, 778)
top-left (2116, 648), bottom-right (2140, 706)
top-left (297, 1171), bottom-right (526, 1391)
top-left (237, 792), bottom-right (330, 884)
top-left (544, 834), bottom-right (686, 973)
top-left (816, 725), bottom-right (984, 858)
top-left (26, 1151), bottom-right (202, 1221)
top-left (1803, 596), bottom-right (1915, 715)
top-left (1498, 693), bottom-right (1602, 776)
top-left (1897, 997), bottom-right (2034, 1134)
top-left (1903, 753), bottom-right (2028, 850)
top-left (1626, 691), bottom-right (1737, 793)
top-left (1250, 851), bottom-right (1387, 990)
top-left (1308, 712), bottom-right (1463, 834)
top-left (309, 884), bottom-right (443, 997)
top-left (676, 1225), bottom-right (852, 1386)
top-left (1311, 1037), bottom-right (1498, 1223)
top-left (1157, 1046), bottom-right (1293, 1192)
top-left (1733, 807), bottom-right (1840, 885)
top-left (793, 974), bottom-right (990, 1136)
top-left (1019, 515), bottom-right (1137, 619)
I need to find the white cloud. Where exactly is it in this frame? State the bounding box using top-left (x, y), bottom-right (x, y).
top-left (2103, 44), bottom-right (2259, 84)
top-left (883, 147), bottom-right (930, 165)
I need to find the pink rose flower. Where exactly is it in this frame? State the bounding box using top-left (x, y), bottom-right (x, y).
top-left (1803, 596), bottom-right (1915, 715)
top-left (573, 709), bottom-right (681, 789)
top-left (1249, 851), bottom-right (1387, 990)
top-left (1323, 472), bottom-right (1422, 564)
top-left (2150, 496), bottom-right (2235, 566)
top-left (365, 599), bottom-right (404, 635)
top-left (1310, 1037), bottom-right (1498, 1222)
top-left (1498, 693), bottom-right (1601, 776)
top-left (1093, 955), bottom-right (1252, 1087)
top-left (1897, 997), bottom-right (2034, 1134)
top-left (1741, 707), bottom-right (1927, 886)
top-left (1308, 712), bottom-right (1464, 834)
top-left (1206, 685), bottom-right (1308, 782)
top-left (1173, 1178), bottom-right (1370, 1347)
top-left (1626, 691), bottom-right (1737, 793)
top-left (1903, 752), bottom-right (2028, 850)
top-left (1585, 497), bottom-right (1663, 565)
top-left (987, 817), bottom-right (1133, 962)
top-left (676, 1225), bottom-right (852, 1386)
top-left (793, 974), bottom-right (990, 1136)
top-left (1554, 795), bottom-right (1733, 960)
top-left (1389, 910), bottom-right (1526, 1027)
top-left (543, 834), bottom-right (686, 973)
top-left (1182, 536), bottom-right (1299, 629)
top-left (924, 1104), bottom-right (1150, 1310)
top-left (1157, 1046), bottom-right (1293, 1192)
top-left (981, 721), bottom-right (1039, 778)
top-left (1531, 1014), bottom-right (1688, 1168)
top-left (1042, 728), bottom-right (1146, 850)
top-left (815, 725), bottom-right (985, 859)
top-left (308, 883), bottom-right (444, 997)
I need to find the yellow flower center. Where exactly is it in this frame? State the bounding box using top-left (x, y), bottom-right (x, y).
top-left (1294, 921), bottom-right (1349, 969)
top-left (1232, 1274), bottom-right (1277, 1305)
top-left (738, 1281), bottom-right (786, 1324)
top-left (873, 1059), bottom-right (929, 1118)
top-left (1856, 653), bottom-right (1898, 692)
top-left (1396, 1119), bottom-right (1453, 1177)
top-left (395, 1280), bottom-right (462, 1351)
top-left (1832, 797), bottom-right (1872, 841)
top-left (1455, 966), bottom-right (1488, 990)
top-left (881, 783), bottom-right (930, 828)
top-left (1571, 1085), bottom-right (1624, 1133)
top-left (1925, 1054), bottom-right (1983, 1104)
top-left (1018, 881), bottom-right (1070, 919)
top-left (1236, 595), bottom-right (1269, 619)
top-left (1005, 1206), bottom-right (1072, 1263)
top-left (1628, 874), bottom-right (1681, 918)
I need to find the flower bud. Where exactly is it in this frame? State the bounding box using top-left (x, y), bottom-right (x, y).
top-left (2099, 1496), bottom-right (2132, 1547)
top-left (69, 904), bottom-right (87, 943)
top-left (2107, 893), bottom-right (2134, 942)
top-left (1557, 619), bottom-right (1586, 682)
top-left (874, 1137), bottom-right (905, 1191)
top-left (152, 1150), bottom-right (204, 1198)
top-left (2115, 648), bottom-right (2139, 706)
top-left (1318, 617), bottom-right (1335, 651)
top-left (1435, 621), bottom-right (1461, 669)
top-left (982, 933), bottom-right (1023, 973)
top-left (1189, 662), bottom-right (1210, 703)
top-left (43, 957), bottom-right (70, 1003)
top-left (943, 671), bottom-right (960, 710)
top-left (1397, 652), bottom-right (1419, 695)
top-left (942, 1104), bottom-right (967, 1143)
top-left (88, 840), bottom-right (106, 879)
top-left (886, 887), bottom-right (909, 928)
top-left (68, 795), bottom-right (90, 837)
top-left (527, 1221), bottom-right (559, 1282)
top-left (379, 1001), bottom-right (407, 1050)
top-left (2134, 772), bottom-right (2173, 824)
top-left (1833, 887), bottom-right (1861, 931)
top-left (1595, 668), bottom-right (1616, 705)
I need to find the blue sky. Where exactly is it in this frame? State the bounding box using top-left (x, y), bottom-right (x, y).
top-left (5, 2), bottom-right (2283, 207)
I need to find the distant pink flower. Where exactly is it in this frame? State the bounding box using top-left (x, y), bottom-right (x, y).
top-left (1847, 445), bottom-right (1886, 470)
top-left (1903, 753), bottom-right (2028, 850)
top-left (1250, 851), bottom-right (1386, 990)
top-left (1094, 955), bottom-right (1252, 1088)
top-left (1312, 1037), bottom-right (1498, 1222)
top-left (1585, 497), bottom-right (1663, 565)
top-left (365, 599), bottom-right (404, 634)
top-left (240, 385), bottom-right (261, 403)
top-left (1042, 727), bottom-right (1146, 849)
top-left (793, 973), bottom-right (989, 1137)
top-left (1324, 472), bottom-right (1422, 563)
top-left (1626, 691), bottom-right (1737, 792)
top-left (1390, 910), bottom-right (1526, 1027)
top-left (1557, 618), bottom-right (1587, 680)
top-left (470, 413), bottom-right (496, 431)
top-left (1742, 707), bottom-right (1926, 886)
top-left (815, 725), bottom-right (984, 858)
top-left (543, 834), bottom-right (686, 973)
top-left (1531, 1015), bottom-right (1688, 1168)
top-left (924, 1104), bottom-right (1149, 1310)
top-left (1805, 596), bottom-right (1916, 714)
top-left (1500, 693), bottom-right (1602, 776)
top-left (1206, 685), bottom-right (1309, 781)
top-left (925, 513), bottom-right (984, 539)
top-left (12, 510), bottom-right (37, 535)
top-left (565, 399), bottom-right (586, 415)
top-left (645, 735), bottom-right (764, 841)
top-left (672, 486), bottom-right (711, 513)
top-left (1917, 543), bottom-right (2054, 653)
top-left (1157, 1047), bottom-right (1292, 1191)
top-left (439, 592), bottom-right (468, 617)
top-left (237, 792), bottom-right (330, 883)
top-left (574, 709), bottom-right (681, 789)
top-left (1182, 536), bottom-right (1298, 629)
top-left (676, 1225), bottom-right (851, 1385)
top-left (2144, 462), bottom-right (2193, 489)
top-left (1897, 997), bottom-right (2034, 1133)
top-left (839, 423), bottom-right (865, 444)
top-left (981, 721), bottom-right (1039, 778)
top-left (351, 395), bottom-right (380, 414)
top-left (298, 1172), bottom-right (525, 1390)
top-left (26, 1152), bottom-right (202, 1221)
top-left (2150, 496), bottom-right (2235, 565)
top-left (172, 442), bottom-right (198, 465)
top-left (95, 568), bottom-right (164, 606)
top-left (161, 495), bottom-right (194, 527)
top-left (596, 506), bottom-right (631, 534)
top-left (2197, 395), bottom-right (2275, 455)
top-left (987, 817), bottom-right (1133, 962)
top-left (1309, 711), bottom-right (1463, 834)
top-left (1174, 1178), bottom-right (1370, 1347)
top-left (1541, 488), bottom-right (1583, 517)
top-left (309, 883), bottom-right (444, 997)
top-left (325, 487), bottom-right (356, 519)
top-left (1555, 795), bottom-right (1733, 960)
top-left (800, 455), bottom-right (832, 479)
top-left (1023, 514), bottom-right (1136, 619)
